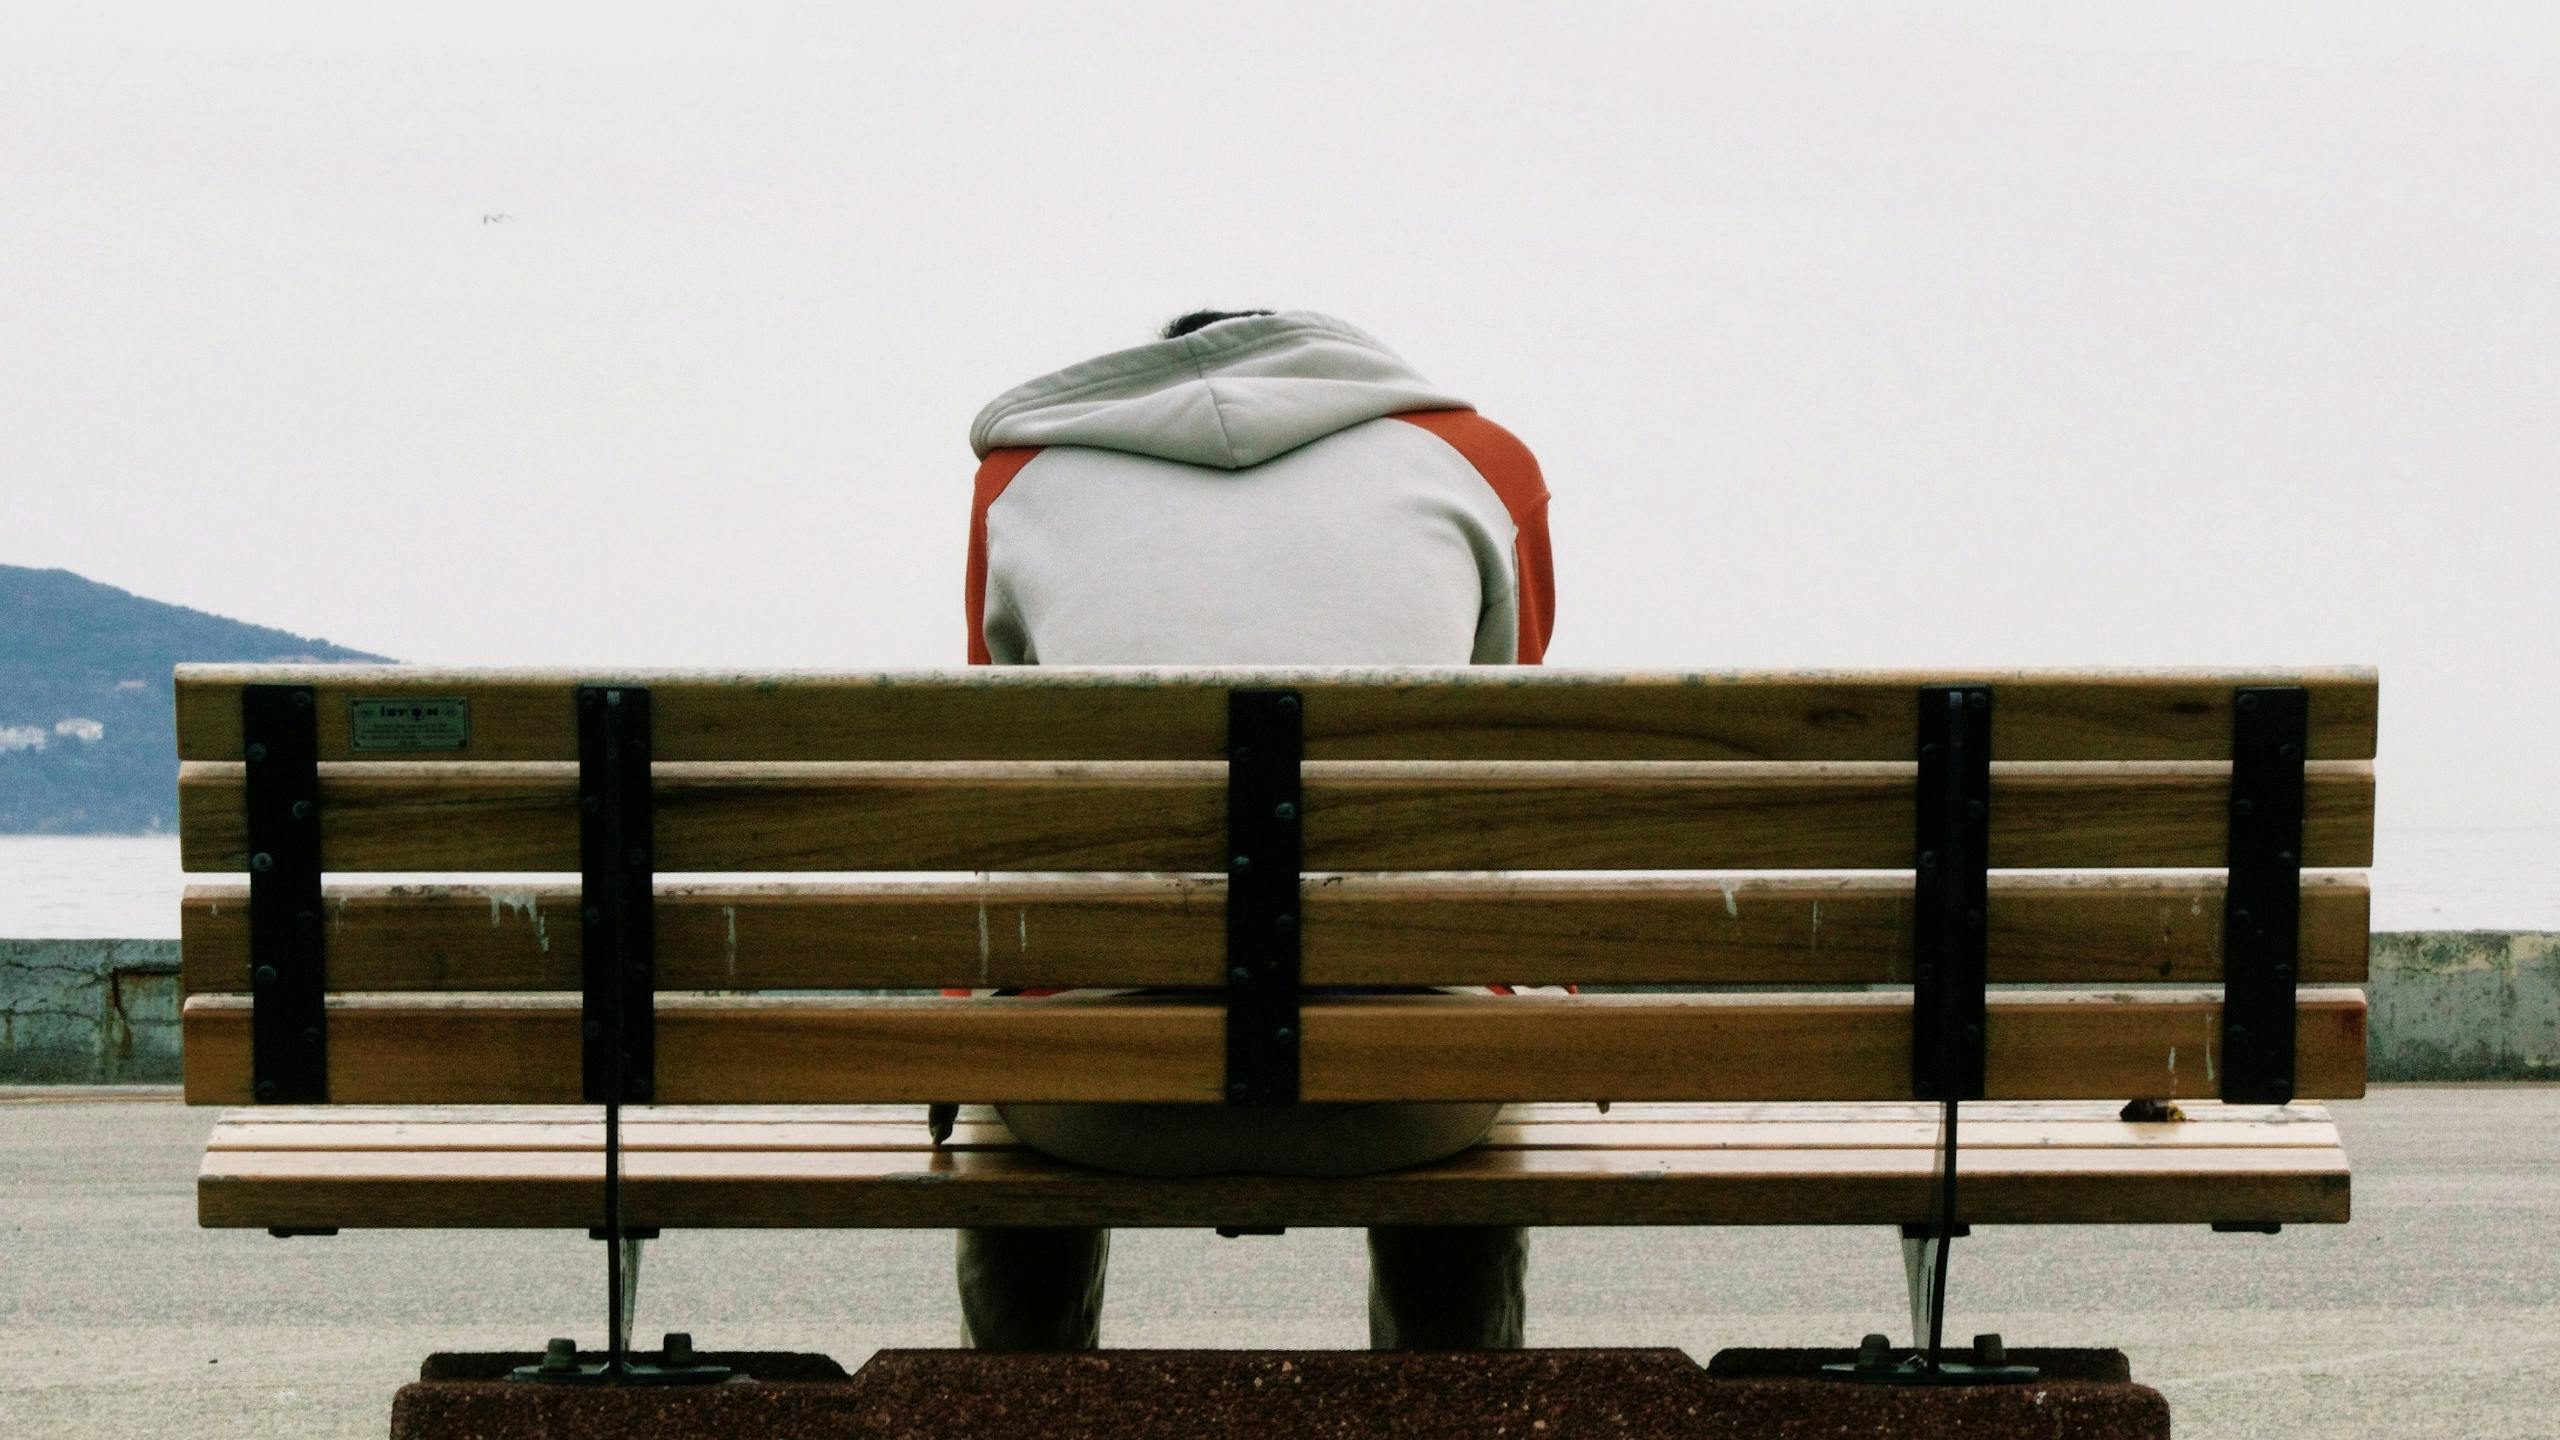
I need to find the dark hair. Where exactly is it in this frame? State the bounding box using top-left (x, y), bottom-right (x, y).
top-left (1161, 309), bottom-right (1275, 339)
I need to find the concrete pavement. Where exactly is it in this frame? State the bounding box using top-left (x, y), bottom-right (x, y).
top-left (3, 1086), bottom-right (2556, 1438)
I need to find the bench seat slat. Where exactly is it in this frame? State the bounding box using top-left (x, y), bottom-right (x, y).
top-left (178, 873), bottom-right (2372, 992)
top-left (173, 666), bottom-right (2383, 764)
top-left (196, 1119), bottom-right (2351, 1230)
top-left (203, 1118), bottom-right (2343, 1154)
top-left (178, 760), bottom-right (2376, 874)
top-left (204, 1100), bottom-right (2342, 1127)
top-left (182, 991), bottom-right (2368, 1107)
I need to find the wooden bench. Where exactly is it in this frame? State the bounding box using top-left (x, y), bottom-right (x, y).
top-left (175, 665), bottom-right (2374, 1379)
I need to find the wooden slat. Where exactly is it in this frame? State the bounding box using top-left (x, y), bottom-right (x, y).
top-left (1489, 1101), bottom-right (2334, 1125)
top-left (178, 877), bottom-right (1219, 992)
top-left (181, 990), bottom-right (2367, 1106)
top-left (174, 666), bottom-right (2381, 764)
top-left (1300, 991), bottom-right (2365, 1103)
top-left (196, 1139), bottom-right (2351, 1229)
top-left (176, 760), bottom-right (2376, 873)
top-left (207, 1099), bottom-right (2340, 1127)
top-left (202, 1113), bottom-right (2346, 1154)
top-left (1300, 872), bottom-right (2370, 988)
top-left (180, 873), bottom-right (2371, 993)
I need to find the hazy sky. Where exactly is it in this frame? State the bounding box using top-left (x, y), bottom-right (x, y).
top-left (5, 3), bottom-right (2556, 849)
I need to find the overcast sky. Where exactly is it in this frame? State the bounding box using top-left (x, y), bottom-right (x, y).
top-left (4, 3), bottom-right (2555, 855)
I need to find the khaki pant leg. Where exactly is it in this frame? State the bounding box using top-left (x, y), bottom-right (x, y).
top-left (956, 1225), bottom-right (1108, 1350)
top-left (1366, 1225), bottom-right (1528, 1350)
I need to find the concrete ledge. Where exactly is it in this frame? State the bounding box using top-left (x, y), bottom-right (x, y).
top-left (393, 1352), bottom-right (852, 1440)
top-left (0, 938), bottom-right (179, 1082)
top-left (388, 1347), bottom-right (2166, 1439)
top-left (2370, 932), bottom-right (2560, 1080)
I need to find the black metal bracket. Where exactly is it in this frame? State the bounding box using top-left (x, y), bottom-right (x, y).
top-left (2222, 686), bottom-right (2307, 1105)
top-left (515, 1333), bottom-right (730, 1387)
top-left (243, 684), bottom-right (327, 1104)
top-left (1912, 685), bottom-right (1991, 1102)
top-left (1830, 685), bottom-right (2030, 1387)
top-left (1224, 690), bottom-right (1304, 1107)
top-left (1827, 1332), bottom-right (2038, 1387)
top-left (513, 1230), bottom-right (732, 1386)
top-left (521, 686), bottom-right (726, 1388)
top-left (578, 686), bottom-right (656, 1106)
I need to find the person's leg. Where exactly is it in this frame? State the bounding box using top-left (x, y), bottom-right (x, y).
top-left (1366, 1225), bottom-right (1528, 1349)
top-left (956, 1226), bottom-right (1109, 1349)
top-left (978, 1102), bottom-right (1522, 1349)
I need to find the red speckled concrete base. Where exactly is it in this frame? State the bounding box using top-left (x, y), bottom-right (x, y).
top-left (391, 1347), bottom-right (2168, 1439)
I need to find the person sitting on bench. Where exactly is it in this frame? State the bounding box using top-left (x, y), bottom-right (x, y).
top-left (955, 307), bottom-right (1558, 1350)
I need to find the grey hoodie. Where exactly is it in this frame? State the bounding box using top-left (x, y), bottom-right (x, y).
top-left (965, 312), bottom-right (1553, 666)
top-left (959, 315), bottom-right (1561, 1165)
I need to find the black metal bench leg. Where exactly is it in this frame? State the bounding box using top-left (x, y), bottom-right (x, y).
top-left (616, 1231), bottom-right (645, 1357)
top-left (1899, 1229), bottom-right (1938, 1351)
top-left (1827, 686), bottom-right (2036, 1387)
top-left (511, 1145), bottom-right (724, 1383)
top-left (511, 684), bottom-right (729, 1387)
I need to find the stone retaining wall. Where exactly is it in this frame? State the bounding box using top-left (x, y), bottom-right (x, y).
top-left (0, 938), bottom-right (182, 1082)
top-left (2367, 932), bottom-right (2560, 1081)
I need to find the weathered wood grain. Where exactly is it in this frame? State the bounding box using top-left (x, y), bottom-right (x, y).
top-left (179, 873), bottom-right (2370, 993)
top-left (200, 1099), bottom-right (2348, 1129)
top-left (202, 1112), bottom-right (2347, 1154)
top-left (172, 665), bottom-right (2380, 1240)
top-left (195, 1130), bottom-right (2352, 1229)
top-left (174, 665), bottom-right (2381, 764)
top-left (176, 760), bottom-right (2377, 873)
top-left (1298, 991), bottom-right (2366, 1103)
top-left (182, 989), bottom-right (2367, 1107)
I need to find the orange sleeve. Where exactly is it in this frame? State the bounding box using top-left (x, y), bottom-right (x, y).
top-left (965, 448), bottom-right (1043, 665)
top-left (954, 447), bottom-right (1043, 997)
top-left (1391, 411), bottom-right (1555, 663)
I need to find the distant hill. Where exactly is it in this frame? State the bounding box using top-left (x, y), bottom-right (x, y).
top-left (0, 566), bottom-right (391, 833)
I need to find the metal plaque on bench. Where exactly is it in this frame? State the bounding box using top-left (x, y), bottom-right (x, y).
top-left (349, 696), bottom-right (470, 751)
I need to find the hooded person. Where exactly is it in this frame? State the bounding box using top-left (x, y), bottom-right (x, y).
top-left (967, 309), bottom-right (1552, 669)
top-left (954, 309), bottom-right (1556, 1351)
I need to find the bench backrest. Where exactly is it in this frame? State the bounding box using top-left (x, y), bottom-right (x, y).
top-left (174, 666), bottom-right (2375, 1109)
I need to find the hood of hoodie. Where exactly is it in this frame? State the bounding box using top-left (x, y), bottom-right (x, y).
top-left (969, 312), bottom-right (1471, 470)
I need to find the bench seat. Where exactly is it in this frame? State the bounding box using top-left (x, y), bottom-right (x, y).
top-left (200, 1101), bottom-right (2349, 1232)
